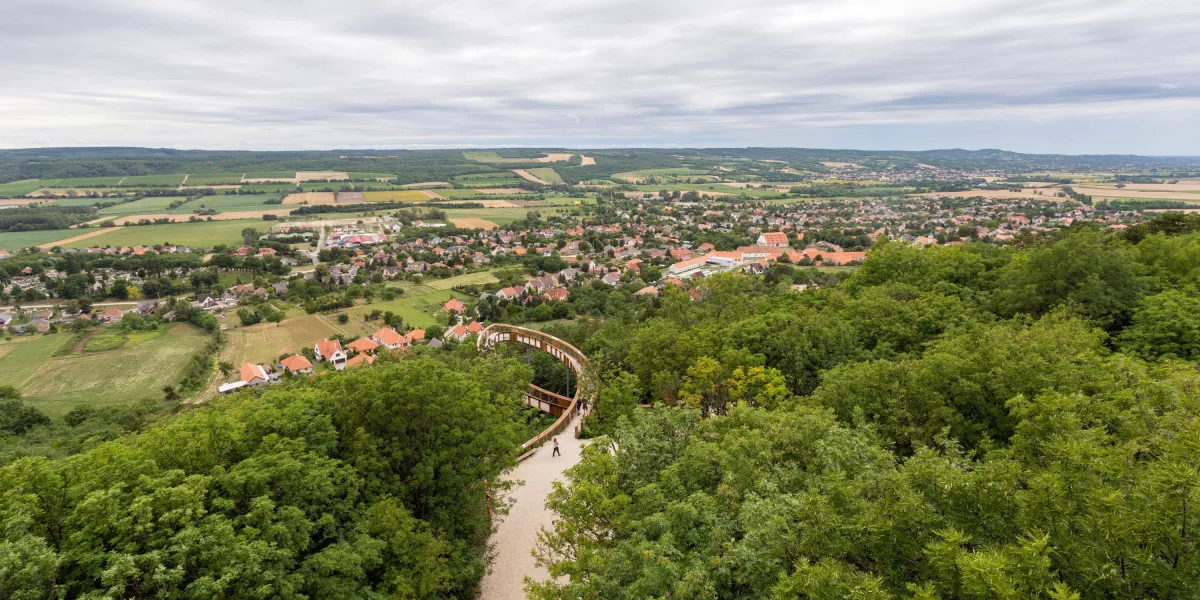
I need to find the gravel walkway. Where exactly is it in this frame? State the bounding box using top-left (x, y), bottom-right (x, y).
top-left (479, 413), bottom-right (587, 599)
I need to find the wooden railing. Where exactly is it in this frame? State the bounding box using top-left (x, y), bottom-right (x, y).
top-left (478, 324), bottom-right (594, 462)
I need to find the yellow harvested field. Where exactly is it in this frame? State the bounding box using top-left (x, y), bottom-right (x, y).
top-left (450, 218), bottom-right (499, 230)
top-left (296, 171), bottom-right (349, 182)
top-left (476, 200), bottom-right (520, 208)
top-left (822, 161), bottom-right (859, 168)
top-left (362, 190), bottom-right (431, 203)
top-left (180, 185), bottom-right (242, 191)
top-left (579, 155), bottom-right (596, 166)
top-left (512, 169), bottom-right (549, 185)
top-left (533, 153), bottom-right (574, 163)
top-left (283, 192), bottom-right (336, 205)
top-left (28, 189), bottom-right (123, 197)
top-left (1071, 186), bottom-right (1200, 201)
top-left (0, 198), bottom-right (49, 206)
top-left (90, 210), bottom-right (292, 225)
top-left (401, 181), bottom-right (451, 189)
top-left (38, 227), bottom-right (117, 249)
top-left (419, 189), bottom-right (445, 200)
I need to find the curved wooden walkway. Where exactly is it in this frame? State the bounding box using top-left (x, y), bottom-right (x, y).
top-left (476, 325), bottom-right (593, 599)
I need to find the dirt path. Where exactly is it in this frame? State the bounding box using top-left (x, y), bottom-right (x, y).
top-left (37, 227), bottom-right (118, 248)
top-left (181, 174), bottom-right (189, 185)
top-left (479, 413), bottom-right (588, 600)
top-left (116, 176), bottom-right (128, 186)
top-left (512, 169), bottom-right (550, 185)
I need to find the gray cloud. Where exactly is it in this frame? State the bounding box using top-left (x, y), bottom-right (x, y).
top-left (1, 0), bottom-right (1199, 153)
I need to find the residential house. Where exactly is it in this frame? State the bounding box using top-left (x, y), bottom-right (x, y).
top-left (346, 353), bottom-right (376, 369)
top-left (280, 354), bottom-right (314, 375)
top-left (348, 337), bottom-right (380, 355)
top-left (371, 327), bottom-right (409, 350)
top-left (100, 307), bottom-right (125, 323)
top-left (444, 298), bottom-right (466, 313)
top-left (314, 338), bottom-right (348, 370)
top-left (239, 363), bottom-right (270, 387)
top-left (758, 232), bottom-right (790, 247)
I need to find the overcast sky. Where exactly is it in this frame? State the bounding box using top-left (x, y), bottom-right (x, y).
top-left (2, 0), bottom-right (1199, 154)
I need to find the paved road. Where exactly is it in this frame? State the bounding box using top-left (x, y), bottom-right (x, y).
top-left (479, 413), bottom-right (587, 600)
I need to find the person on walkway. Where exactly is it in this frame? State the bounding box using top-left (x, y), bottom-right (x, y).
top-left (552, 437), bottom-right (561, 457)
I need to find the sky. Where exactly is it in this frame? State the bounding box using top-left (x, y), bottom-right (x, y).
top-left (2, 0), bottom-right (1199, 154)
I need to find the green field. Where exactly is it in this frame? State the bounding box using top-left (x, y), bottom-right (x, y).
top-left (240, 183), bottom-right (297, 193)
top-left (0, 229), bottom-right (88, 250)
top-left (121, 174), bottom-right (186, 187)
top-left (245, 172), bottom-right (296, 179)
top-left (47, 196), bottom-right (117, 207)
top-left (444, 207), bottom-right (559, 226)
top-left (526, 168), bottom-right (565, 184)
top-left (185, 173), bottom-right (245, 186)
top-left (1, 325), bottom-right (211, 415)
top-left (49, 177), bottom-right (127, 187)
top-left (455, 172), bottom-right (518, 181)
top-left (0, 179), bottom-right (48, 196)
top-left (61, 219), bottom-right (262, 249)
top-left (347, 172), bottom-right (396, 179)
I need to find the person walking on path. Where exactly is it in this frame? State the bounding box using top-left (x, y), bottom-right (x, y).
top-left (552, 437), bottom-right (561, 457)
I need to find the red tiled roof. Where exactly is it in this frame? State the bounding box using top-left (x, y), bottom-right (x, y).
top-left (281, 355), bottom-right (313, 372)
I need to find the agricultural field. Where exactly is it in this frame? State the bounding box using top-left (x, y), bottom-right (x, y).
top-left (60, 219), bottom-right (262, 249)
top-left (437, 187), bottom-right (534, 198)
top-left (245, 171), bottom-right (296, 179)
top-left (347, 172), bottom-right (396, 179)
top-left (526, 168), bottom-right (565, 184)
top-left (632, 183), bottom-right (782, 197)
top-left (185, 173), bottom-right (246, 186)
top-left (240, 183), bottom-right (297, 193)
top-left (0, 324), bottom-right (209, 415)
top-left (362, 190), bottom-right (431, 203)
top-left (0, 229), bottom-right (90, 250)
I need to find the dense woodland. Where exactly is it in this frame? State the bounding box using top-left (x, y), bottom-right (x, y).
top-left (0, 349), bottom-right (537, 598)
top-left (527, 215), bottom-right (1200, 599)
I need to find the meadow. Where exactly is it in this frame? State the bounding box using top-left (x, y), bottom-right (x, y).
top-left (0, 324), bottom-right (209, 415)
top-left (60, 219), bottom-right (262, 248)
top-left (120, 174), bottom-right (187, 187)
top-left (245, 171), bottom-right (296, 179)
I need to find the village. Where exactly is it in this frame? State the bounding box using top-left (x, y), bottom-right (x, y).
top-left (0, 191), bottom-right (1148, 396)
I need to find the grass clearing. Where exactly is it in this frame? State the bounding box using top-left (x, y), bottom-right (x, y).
top-left (245, 172), bottom-right (296, 179)
top-left (348, 172), bottom-right (396, 179)
top-left (425, 270), bottom-right (499, 289)
top-left (223, 313), bottom-right (341, 366)
top-left (15, 324), bottom-right (210, 416)
top-left (98, 196), bottom-right (187, 216)
top-left (344, 288), bottom-right (466, 331)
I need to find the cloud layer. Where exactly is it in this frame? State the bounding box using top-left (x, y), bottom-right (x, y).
top-left (2, 0), bottom-right (1199, 153)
